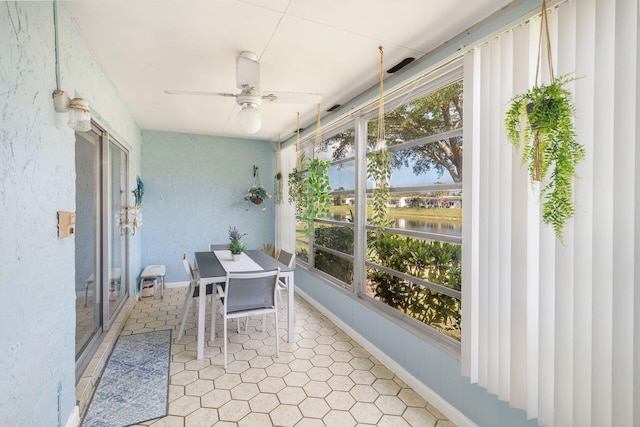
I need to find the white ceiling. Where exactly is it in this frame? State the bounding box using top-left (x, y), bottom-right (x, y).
top-left (62, 0), bottom-right (512, 142)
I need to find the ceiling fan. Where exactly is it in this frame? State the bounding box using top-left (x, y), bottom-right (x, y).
top-left (165, 51), bottom-right (322, 134)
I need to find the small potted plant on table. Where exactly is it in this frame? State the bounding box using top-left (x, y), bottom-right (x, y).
top-left (228, 226), bottom-right (247, 261)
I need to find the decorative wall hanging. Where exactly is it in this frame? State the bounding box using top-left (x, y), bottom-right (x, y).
top-left (133, 175), bottom-right (144, 206)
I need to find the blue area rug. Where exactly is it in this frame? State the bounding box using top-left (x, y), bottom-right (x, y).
top-left (82, 329), bottom-right (171, 427)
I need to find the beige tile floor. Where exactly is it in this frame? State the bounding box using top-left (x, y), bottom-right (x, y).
top-left (115, 287), bottom-right (455, 427)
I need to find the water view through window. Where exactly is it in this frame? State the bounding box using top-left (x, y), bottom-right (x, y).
top-left (296, 79), bottom-right (463, 341)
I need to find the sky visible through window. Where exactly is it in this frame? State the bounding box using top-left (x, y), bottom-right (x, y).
top-left (328, 161), bottom-right (455, 191)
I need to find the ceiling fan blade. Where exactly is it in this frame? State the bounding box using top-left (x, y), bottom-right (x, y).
top-left (236, 52), bottom-right (260, 92)
top-left (164, 90), bottom-right (237, 98)
top-left (262, 91), bottom-right (324, 104)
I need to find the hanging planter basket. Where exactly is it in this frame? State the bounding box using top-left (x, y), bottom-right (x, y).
top-left (244, 166), bottom-right (271, 207)
top-left (504, 0), bottom-right (585, 241)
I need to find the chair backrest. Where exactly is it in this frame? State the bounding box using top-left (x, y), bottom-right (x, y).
top-left (224, 268), bottom-right (280, 314)
top-left (277, 250), bottom-right (295, 268)
top-left (210, 244), bottom-right (228, 251)
top-left (182, 253), bottom-right (195, 281)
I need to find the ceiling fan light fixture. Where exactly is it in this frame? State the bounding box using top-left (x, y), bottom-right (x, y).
top-left (237, 102), bottom-right (262, 134)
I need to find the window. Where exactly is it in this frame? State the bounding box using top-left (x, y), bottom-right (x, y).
top-left (295, 126), bottom-right (356, 289)
top-left (292, 74), bottom-right (463, 345)
top-left (364, 81), bottom-right (463, 340)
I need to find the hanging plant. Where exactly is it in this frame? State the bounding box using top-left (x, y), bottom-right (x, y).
top-left (368, 46), bottom-right (394, 238)
top-left (274, 171), bottom-right (283, 204)
top-left (368, 148), bottom-right (394, 233)
top-left (244, 185), bottom-right (271, 205)
top-left (287, 152), bottom-right (308, 216)
top-left (287, 114), bottom-right (307, 215)
top-left (274, 137), bottom-right (284, 204)
top-left (504, 1), bottom-right (585, 240)
top-left (301, 158), bottom-right (332, 236)
top-left (244, 166), bottom-right (271, 207)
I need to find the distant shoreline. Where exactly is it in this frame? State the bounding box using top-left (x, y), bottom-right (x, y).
top-left (330, 205), bottom-right (462, 222)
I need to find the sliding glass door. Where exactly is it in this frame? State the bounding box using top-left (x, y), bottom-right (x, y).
top-left (75, 123), bottom-right (129, 380)
top-left (75, 129), bottom-right (100, 360)
top-left (106, 137), bottom-right (128, 320)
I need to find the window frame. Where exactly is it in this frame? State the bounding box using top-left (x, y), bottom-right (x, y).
top-left (292, 63), bottom-right (464, 357)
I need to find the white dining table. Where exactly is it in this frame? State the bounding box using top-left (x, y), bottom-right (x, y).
top-left (193, 249), bottom-right (295, 360)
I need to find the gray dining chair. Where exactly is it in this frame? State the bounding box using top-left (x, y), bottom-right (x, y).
top-left (177, 253), bottom-right (216, 341)
top-left (216, 268), bottom-right (281, 369)
top-left (209, 244), bottom-right (228, 251)
top-left (276, 250), bottom-right (295, 307)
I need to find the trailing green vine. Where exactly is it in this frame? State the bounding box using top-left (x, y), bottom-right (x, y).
top-left (505, 74), bottom-right (585, 240)
top-left (287, 152), bottom-right (308, 216)
top-left (367, 148), bottom-right (394, 235)
top-left (301, 158), bottom-right (332, 236)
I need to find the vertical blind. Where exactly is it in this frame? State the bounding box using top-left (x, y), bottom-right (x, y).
top-left (461, 0), bottom-right (639, 425)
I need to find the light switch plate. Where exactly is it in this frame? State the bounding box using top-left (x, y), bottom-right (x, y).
top-left (58, 211), bottom-right (76, 238)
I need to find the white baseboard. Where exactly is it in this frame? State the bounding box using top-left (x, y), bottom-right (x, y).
top-left (65, 405), bottom-right (80, 427)
top-left (295, 288), bottom-right (476, 427)
top-left (165, 281), bottom-right (188, 289)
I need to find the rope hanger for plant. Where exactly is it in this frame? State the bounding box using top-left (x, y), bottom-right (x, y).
top-left (275, 134), bottom-right (283, 204)
top-left (532, 0), bottom-right (555, 181)
top-left (296, 112), bottom-right (300, 154)
top-left (535, 0), bottom-right (554, 86)
top-left (377, 46), bottom-right (385, 149)
top-left (276, 134), bottom-right (281, 175)
top-left (369, 46), bottom-right (393, 233)
top-left (314, 103), bottom-right (322, 153)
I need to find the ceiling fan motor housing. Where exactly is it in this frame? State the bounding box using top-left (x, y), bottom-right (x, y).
top-left (237, 90), bottom-right (262, 109)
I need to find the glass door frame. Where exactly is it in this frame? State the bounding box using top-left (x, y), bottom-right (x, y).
top-left (102, 135), bottom-right (130, 329)
top-left (75, 121), bottom-right (130, 381)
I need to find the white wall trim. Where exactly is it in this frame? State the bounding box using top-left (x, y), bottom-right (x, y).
top-left (165, 281), bottom-right (189, 289)
top-left (295, 288), bottom-right (477, 427)
top-left (65, 405), bottom-right (80, 427)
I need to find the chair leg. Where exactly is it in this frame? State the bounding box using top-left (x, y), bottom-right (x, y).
top-left (210, 294), bottom-right (216, 341)
top-left (261, 314), bottom-right (267, 333)
top-left (178, 288), bottom-right (195, 340)
top-left (274, 309), bottom-right (280, 358)
top-left (277, 287), bottom-right (283, 309)
top-left (223, 316), bottom-right (228, 369)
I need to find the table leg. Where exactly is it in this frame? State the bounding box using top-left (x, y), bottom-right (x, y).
top-left (287, 277), bottom-right (295, 343)
top-left (161, 275), bottom-right (165, 299)
top-left (197, 283), bottom-right (206, 360)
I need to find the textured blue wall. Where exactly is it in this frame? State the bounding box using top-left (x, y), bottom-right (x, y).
top-left (0, 2), bottom-right (142, 425)
top-left (141, 130), bottom-right (276, 283)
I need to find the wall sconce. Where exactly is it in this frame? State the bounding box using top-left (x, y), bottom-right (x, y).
top-left (53, 90), bottom-right (91, 132)
top-left (115, 205), bottom-right (143, 236)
